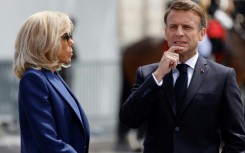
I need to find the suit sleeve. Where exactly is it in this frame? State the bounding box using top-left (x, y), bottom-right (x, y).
top-left (221, 68), bottom-right (245, 153)
top-left (19, 72), bottom-right (77, 153)
top-left (119, 66), bottom-right (160, 128)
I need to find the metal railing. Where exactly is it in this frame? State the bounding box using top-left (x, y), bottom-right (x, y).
top-left (0, 61), bottom-right (19, 125)
top-left (71, 60), bottom-right (121, 121)
top-left (0, 60), bottom-right (122, 125)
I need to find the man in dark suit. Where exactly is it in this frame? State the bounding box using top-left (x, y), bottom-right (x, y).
top-left (119, 0), bottom-right (245, 152)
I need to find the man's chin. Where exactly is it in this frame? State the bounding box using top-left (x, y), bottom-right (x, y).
top-left (175, 49), bottom-right (185, 54)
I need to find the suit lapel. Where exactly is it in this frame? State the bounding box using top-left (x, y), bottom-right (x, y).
top-left (179, 56), bottom-right (208, 115)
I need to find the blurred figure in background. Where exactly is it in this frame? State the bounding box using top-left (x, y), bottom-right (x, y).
top-left (13, 11), bottom-right (90, 153)
top-left (206, 0), bottom-right (234, 64)
top-left (198, 34), bottom-right (212, 59)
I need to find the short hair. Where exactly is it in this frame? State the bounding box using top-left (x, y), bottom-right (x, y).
top-left (164, 0), bottom-right (207, 29)
top-left (13, 11), bottom-right (74, 79)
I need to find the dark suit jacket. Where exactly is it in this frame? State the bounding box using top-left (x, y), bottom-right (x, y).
top-left (120, 56), bottom-right (245, 153)
top-left (18, 68), bottom-right (90, 153)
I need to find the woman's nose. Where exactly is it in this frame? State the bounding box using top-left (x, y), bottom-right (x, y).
top-left (68, 39), bottom-right (75, 46)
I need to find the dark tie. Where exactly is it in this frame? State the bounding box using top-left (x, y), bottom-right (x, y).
top-left (175, 64), bottom-right (189, 113)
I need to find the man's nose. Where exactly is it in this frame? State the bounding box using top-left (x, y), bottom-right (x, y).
top-left (176, 27), bottom-right (184, 36)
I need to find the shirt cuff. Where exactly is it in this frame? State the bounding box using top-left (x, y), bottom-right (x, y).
top-left (152, 73), bottom-right (163, 86)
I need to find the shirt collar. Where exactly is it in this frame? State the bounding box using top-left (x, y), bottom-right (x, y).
top-left (182, 52), bottom-right (198, 69)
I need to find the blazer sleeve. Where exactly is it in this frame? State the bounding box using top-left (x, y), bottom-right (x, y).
top-left (119, 66), bottom-right (161, 128)
top-left (19, 72), bottom-right (77, 153)
top-left (221, 68), bottom-right (245, 153)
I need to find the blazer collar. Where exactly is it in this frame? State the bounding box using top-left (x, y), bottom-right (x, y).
top-left (41, 69), bottom-right (84, 124)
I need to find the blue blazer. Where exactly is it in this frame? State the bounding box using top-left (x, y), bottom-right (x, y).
top-left (120, 56), bottom-right (245, 153)
top-left (18, 68), bottom-right (90, 153)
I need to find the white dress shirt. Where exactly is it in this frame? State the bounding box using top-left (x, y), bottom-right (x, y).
top-left (152, 52), bottom-right (199, 87)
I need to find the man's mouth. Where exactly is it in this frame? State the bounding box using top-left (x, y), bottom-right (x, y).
top-left (174, 41), bottom-right (186, 45)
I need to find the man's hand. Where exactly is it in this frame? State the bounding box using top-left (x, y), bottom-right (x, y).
top-left (153, 46), bottom-right (183, 82)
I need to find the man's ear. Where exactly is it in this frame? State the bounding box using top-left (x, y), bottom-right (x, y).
top-left (199, 28), bottom-right (206, 41)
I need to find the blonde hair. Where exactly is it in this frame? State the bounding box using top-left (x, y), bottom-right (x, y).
top-left (13, 11), bottom-right (73, 79)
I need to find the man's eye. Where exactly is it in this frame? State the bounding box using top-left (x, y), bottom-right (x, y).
top-left (169, 26), bottom-right (177, 29)
top-left (184, 26), bottom-right (193, 29)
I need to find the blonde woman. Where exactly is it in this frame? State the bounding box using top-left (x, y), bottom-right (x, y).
top-left (13, 11), bottom-right (90, 153)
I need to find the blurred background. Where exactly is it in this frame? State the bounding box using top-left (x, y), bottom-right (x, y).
top-left (0, 0), bottom-right (244, 153)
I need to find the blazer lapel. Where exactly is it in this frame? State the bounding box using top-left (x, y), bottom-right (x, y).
top-left (179, 56), bottom-right (208, 115)
top-left (55, 72), bottom-right (90, 139)
top-left (163, 71), bottom-right (177, 116)
top-left (42, 69), bottom-right (83, 123)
